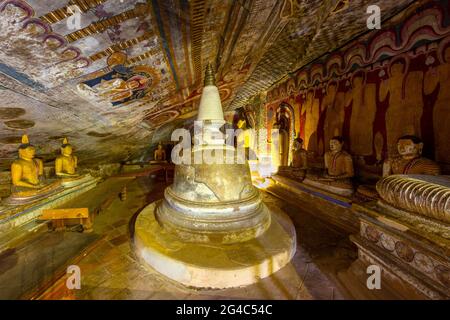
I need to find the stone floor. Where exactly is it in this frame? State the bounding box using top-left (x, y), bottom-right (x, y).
top-left (32, 176), bottom-right (357, 300)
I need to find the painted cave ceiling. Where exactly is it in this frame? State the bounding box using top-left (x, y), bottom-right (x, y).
top-left (0, 0), bottom-right (415, 167)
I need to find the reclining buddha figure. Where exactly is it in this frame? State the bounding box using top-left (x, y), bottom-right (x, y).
top-left (8, 135), bottom-right (61, 204)
top-left (383, 135), bottom-right (441, 176)
top-left (55, 137), bottom-right (79, 178)
top-left (304, 136), bottom-right (355, 196)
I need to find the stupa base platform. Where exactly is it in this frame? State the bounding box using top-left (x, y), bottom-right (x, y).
top-left (133, 200), bottom-right (296, 289)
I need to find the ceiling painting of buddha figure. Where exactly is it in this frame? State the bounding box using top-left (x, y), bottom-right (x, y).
top-left (77, 52), bottom-right (160, 107)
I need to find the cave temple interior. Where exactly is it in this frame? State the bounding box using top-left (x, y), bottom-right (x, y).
top-left (0, 0), bottom-right (449, 301)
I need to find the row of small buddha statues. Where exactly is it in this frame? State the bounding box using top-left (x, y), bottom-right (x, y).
top-left (278, 134), bottom-right (441, 197)
top-left (6, 135), bottom-right (80, 203)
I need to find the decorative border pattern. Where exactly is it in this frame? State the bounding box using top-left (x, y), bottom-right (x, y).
top-left (360, 221), bottom-right (450, 288)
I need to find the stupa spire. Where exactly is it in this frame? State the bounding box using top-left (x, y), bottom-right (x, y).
top-left (204, 62), bottom-right (216, 86)
top-left (197, 62), bottom-right (224, 122)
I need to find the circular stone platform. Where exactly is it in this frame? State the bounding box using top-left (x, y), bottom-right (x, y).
top-left (133, 200), bottom-right (296, 289)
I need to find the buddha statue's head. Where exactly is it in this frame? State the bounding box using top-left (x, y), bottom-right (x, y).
top-left (61, 137), bottom-right (73, 156)
top-left (157, 142), bottom-right (163, 150)
top-left (329, 136), bottom-right (345, 153)
top-left (237, 118), bottom-right (246, 129)
top-left (294, 137), bottom-right (304, 150)
top-left (397, 135), bottom-right (423, 159)
top-left (18, 135), bottom-right (35, 160)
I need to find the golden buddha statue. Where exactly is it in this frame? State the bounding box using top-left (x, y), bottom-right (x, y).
top-left (382, 135), bottom-right (441, 177)
top-left (304, 136), bottom-right (354, 196)
top-left (11, 135), bottom-right (44, 191)
top-left (150, 143), bottom-right (168, 164)
top-left (7, 135), bottom-right (61, 204)
top-left (55, 138), bottom-right (78, 177)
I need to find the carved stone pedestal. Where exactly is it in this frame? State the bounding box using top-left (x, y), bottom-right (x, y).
top-left (344, 201), bottom-right (449, 299)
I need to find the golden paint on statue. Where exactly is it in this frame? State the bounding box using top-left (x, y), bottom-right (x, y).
top-left (55, 138), bottom-right (78, 178)
top-left (382, 135), bottom-right (441, 177)
top-left (150, 143), bottom-right (168, 164)
top-left (236, 118), bottom-right (257, 160)
top-left (7, 135), bottom-right (61, 204)
top-left (304, 136), bottom-right (354, 196)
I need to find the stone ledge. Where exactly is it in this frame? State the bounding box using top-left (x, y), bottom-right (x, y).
top-left (0, 176), bottom-right (100, 233)
top-left (268, 175), bottom-right (359, 234)
top-left (348, 202), bottom-right (450, 299)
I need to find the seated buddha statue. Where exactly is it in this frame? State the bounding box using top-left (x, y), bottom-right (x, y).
top-left (8, 135), bottom-right (60, 203)
top-left (304, 136), bottom-right (355, 196)
top-left (383, 135), bottom-right (441, 176)
top-left (357, 135), bottom-right (441, 201)
top-left (277, 137), bottom-right (308, 181)
top-left (55, 138), bottom-right (78, 178)
top-left (151, 143), bottom-right (168, 164)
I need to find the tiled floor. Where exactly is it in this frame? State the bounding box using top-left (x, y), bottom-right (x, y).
top-left (37, 177), bottom-right (356, 300)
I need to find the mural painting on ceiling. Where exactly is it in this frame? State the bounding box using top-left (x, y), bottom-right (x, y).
top-left (0, 0), bottom-right (90, 89)
top-left (264, 1), bottom-right (450, 173)
top-left (77, 52), bottom-right (159, 106)
top-left (142, 67), bottom-right (240, 128)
